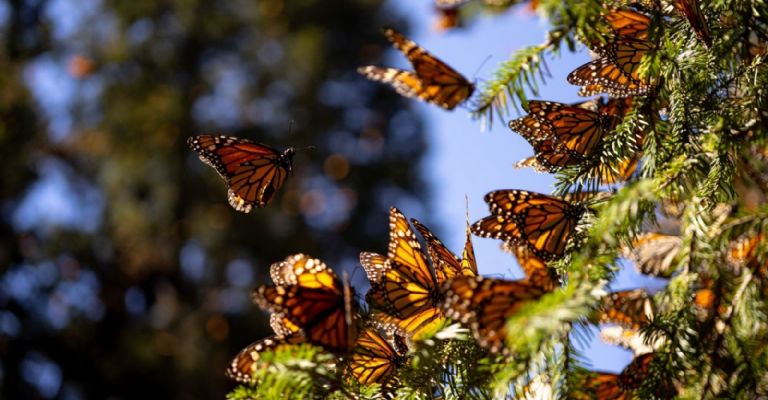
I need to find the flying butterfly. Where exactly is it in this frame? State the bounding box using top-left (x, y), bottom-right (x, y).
top-left (187, 135), bottom-right (294, 213)
top-left (252, 254), bottom-right (359, 353)
top-left (442, 276), bottom-right (546, 352)
top-left (361, 208), bottom-right (448, 338)
top-left (569, 353), bottom-right (660, 400)
top-left (347, 323), bottom-right (410, 386)
top-left (593, 289), bottom-right (654, 329)
top-left (358, 28), bottom-right (474, 110)
top-left (472, 190), bottom-right (586, 261)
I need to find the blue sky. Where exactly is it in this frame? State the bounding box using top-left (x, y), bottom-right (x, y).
top-left (387, 0), bottom-right (667, 373)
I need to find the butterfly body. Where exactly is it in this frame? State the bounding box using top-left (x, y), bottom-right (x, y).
top-left (358, 28), bottom-right (474, 110)
top-left (187, 135), bottom-right (295, 212)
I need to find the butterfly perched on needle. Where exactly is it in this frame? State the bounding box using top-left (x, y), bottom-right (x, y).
top-left (567, 9), bottom-right (653, 97)
top-left (442, 275), bottom-right (546, 352)
top-left (252, 254), bottom-right (359, 354)
top-left (346, 322), bottom-right (411, 386)
top-left (509, 100), bottom-right (614, 168)
top-left (225, 313), bottom-right (304, 384)
top-left (362, 208), bottom-right (477, 339)
top-left (471, 190), bottom-right (587, 261)
top-left (187, 135), bottom-right (295, 213)
top-left (358, 28), bottom-right (474, 110)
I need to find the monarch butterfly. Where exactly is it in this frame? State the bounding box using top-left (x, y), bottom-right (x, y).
top-left (252, 254), bottom-right (359, 353)
top-left (622, 233), bottom-right (682, 278)
top-left (567, 42), bottom-right (652, 97)
top-left (226, 332), bottom-right (305, 384)
top-left (358, 28), bottom-right (474, 110)
top-left (187, 135), bottom-right (294, 213)
top-left (570, 353), bottom-right (659, 400)
top-left (472, 190), bottom-right (586, 261)
top-left (605, 9), bottom-right (650, 40)
top-left (411, 218), bottom-right (478, 280)
top-left (673, 0), bottom-right (711, 48)
top-left (226, 311), bottom-right (304, 383)
top-left (442, 276), bottom-right (545, 352)
top-left (594, 289), bottom-right (654, 329)
top-left (510, 100), bottom-right (613, 157)
top-left (362, 208), bottom-right (449, 338)
top-left (504, 243), bottom-right (559, 291)
top-left (347, 323), bottom-right (410, 385)
top-left (727, 233), bottom-right (767, 275)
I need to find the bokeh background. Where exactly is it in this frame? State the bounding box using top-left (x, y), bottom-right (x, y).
top-left (0, 1), bottom-right (664, 398)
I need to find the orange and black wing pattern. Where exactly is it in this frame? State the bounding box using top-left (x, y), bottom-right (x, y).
top-left (226, 334), bottom-right (305, 384)
top-left (509, 101), bottom-right (612, 170)
top-left (442, 276), bottom-right (545, 352)
top-left (509, 244), bottom-right (559, 292)
top-left (567, 50), bottom-right (650, 98)
top-left (362, 208), bottom-right (444, 338)
top-left (594, 289), bottom-right (654, 329)
top-left (252, 254), bottom-right (358, 353)
top-left (411, 218), bottom-right (474, 283)
top-left (605, 8), bottom-right (651, 40)
top-left (569, 353), bottom-right (660, 400)
top-left (347, 323), bottom-right (410, 385)
top-left (187, 135), bottom-right (294, 212)
top-left (472, 190), bottom-right (586, 261)
top-left (568, 9), bottom-right (653, 98)
top-left (460, 223), bottom-right (479, 277)
top-left (358, 28), bottom-right (474, 110)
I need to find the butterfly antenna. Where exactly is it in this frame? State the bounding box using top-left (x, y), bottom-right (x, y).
top-left (471, 54), bottom-right (493, 81)
top-left (287, 120), bottom-right (295, 136)
top-left (294, 145), bottom-right (316, 153)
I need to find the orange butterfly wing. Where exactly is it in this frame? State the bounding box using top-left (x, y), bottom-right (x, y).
top-left (362, 209), bottom-right (444, 337)
top-left (473, 190), bottom-right (584, 261)
top-left (347, 324), bottom-right (410, 385)
top-left (187, 135), bottom-right (294, 212)
top-left (358, 28), bottom-right (473, 110)
top-left (252, 254), bottom-right (357, 353)
top-left (442, 276), bottom-right (545, 352)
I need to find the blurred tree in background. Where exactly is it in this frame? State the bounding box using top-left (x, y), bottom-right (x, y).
top-left (0, 0), bottom-right (427, 398)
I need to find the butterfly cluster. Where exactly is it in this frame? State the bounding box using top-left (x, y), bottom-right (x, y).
top-left (182, 2), bottom-right (726, 398)
top-left (225, 204), bottom-right (571, 391)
